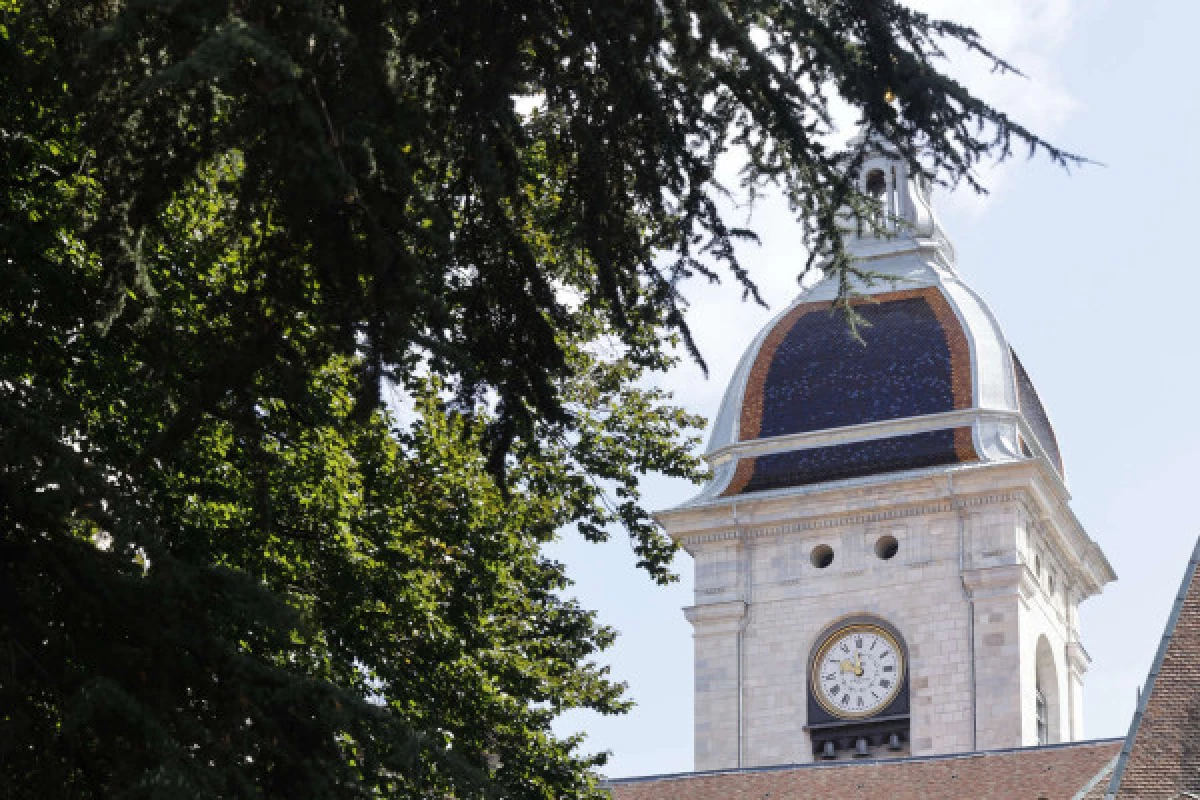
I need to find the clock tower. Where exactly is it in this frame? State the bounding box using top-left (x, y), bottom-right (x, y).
top-left (656, 134), bottom-right (1115, 768)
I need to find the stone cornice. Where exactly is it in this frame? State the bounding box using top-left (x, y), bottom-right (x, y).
top-left (683, 600), bottom-right (746, 633)
top-left (683, 529), bottom-right (742, 547)
top-left (1066, 641), bottom-right (1091, 677)
top-left (962, 564), bottom-right (1033, 603)
top-left (662, 458), bottom-right (1040, 527)
top-left (1027, 476), bottom-right (1116, 596)
top-left (679, 488), bottom-right (1024, 550)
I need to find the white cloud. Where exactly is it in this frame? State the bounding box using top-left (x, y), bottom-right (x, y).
top-left (904, 0), bottom-right (1076, 124)
top-left (903, 0), bottom-right (1080, 214)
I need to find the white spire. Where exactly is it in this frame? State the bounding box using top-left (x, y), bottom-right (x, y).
top-left (842, 130), bottom-right (955, 266)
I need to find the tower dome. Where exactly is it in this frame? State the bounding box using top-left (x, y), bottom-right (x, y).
top-left (692, 136), bottom-right (1063, 504)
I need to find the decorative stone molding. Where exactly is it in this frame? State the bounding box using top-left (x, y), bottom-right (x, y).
top-left (680, 490), bottom-right (1023, 549)
top-left (1066, 641), bottom-right (1091, 678)
top-left (962, 564), bottom-right (1033, 603)
top-left (684, 601), bottom-right (746, 635)
top-left (684, 529), bottom-right (742, 546)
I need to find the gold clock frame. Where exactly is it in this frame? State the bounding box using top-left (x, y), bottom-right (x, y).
top-left (811, 622), bottom-right (906, 720)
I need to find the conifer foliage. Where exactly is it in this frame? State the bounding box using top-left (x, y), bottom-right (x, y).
top-left (2, 1), bottom-right (1073, 797)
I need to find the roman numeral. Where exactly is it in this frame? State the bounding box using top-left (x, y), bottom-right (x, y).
top-left (880, 679), bottom-right (891, 689)
top-left (883, 665), bottom-right (894, 672)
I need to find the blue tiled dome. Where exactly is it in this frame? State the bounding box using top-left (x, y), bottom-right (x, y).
top-left (689, 143), bottom-right (1065, 504)
top-left (719, 287), bottom-right (980, 497)
top-left (743, 290), bottom-right (970, 439)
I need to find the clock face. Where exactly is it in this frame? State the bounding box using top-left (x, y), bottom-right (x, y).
top-left (812, 624), bottom-right (905, 719)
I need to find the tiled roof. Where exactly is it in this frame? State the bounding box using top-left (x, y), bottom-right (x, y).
top-left (721, 287), bottom-right (978, 497)
top-left (605, 740), bottom-right (1122, 800)
top-left (1108, 538), bottom-right (1200, 798)
top-left (1011, 349), bottom-right (1064, 476)
top-left (739, 288), bottom-right (972, 442)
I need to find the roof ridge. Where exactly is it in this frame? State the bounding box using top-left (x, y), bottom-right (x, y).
top-left (1071, 755), bottom-right (1118, 800)
top-left (1104, 536), bottom-right (1200, 798)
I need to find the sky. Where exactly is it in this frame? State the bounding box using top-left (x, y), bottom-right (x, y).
top-left (549, 0), bottom-right (1200, 779)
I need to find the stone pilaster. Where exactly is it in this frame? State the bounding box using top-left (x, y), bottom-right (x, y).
top-left (686, 600), bottom-right (746, 771)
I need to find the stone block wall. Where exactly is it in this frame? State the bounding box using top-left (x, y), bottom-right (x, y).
top-left (670, 464), bottom-right (1107, 772)
top-left (685, 493), bottom-right (1091, 770)
top-left (690, 505), bottom-right (981, 769)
